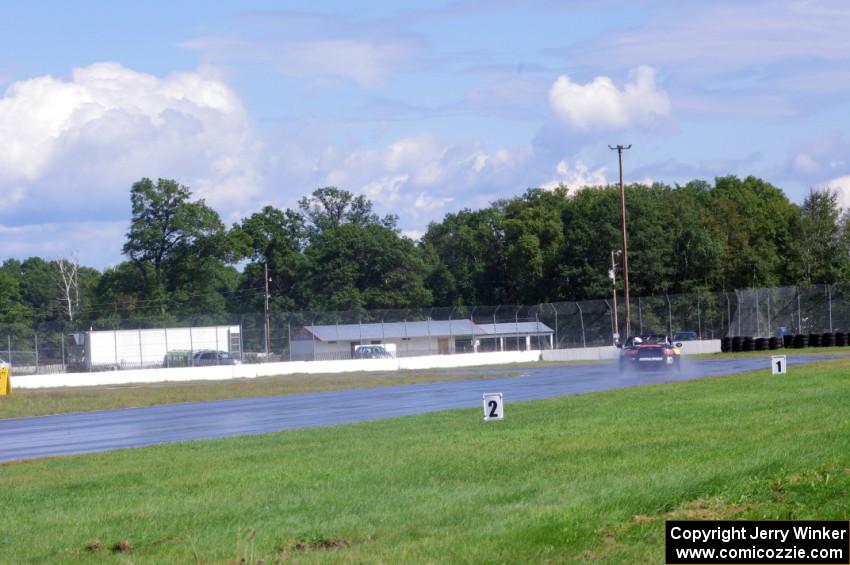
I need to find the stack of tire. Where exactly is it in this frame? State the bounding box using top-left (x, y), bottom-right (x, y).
top-left (726, 332), bottom-right (847, 351)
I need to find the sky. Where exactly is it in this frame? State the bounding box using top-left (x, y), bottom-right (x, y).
top-left (2, 0), bottom-right (850, 269)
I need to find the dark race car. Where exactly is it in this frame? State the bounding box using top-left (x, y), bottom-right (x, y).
top-left (619, 334), bottom-right (681, 372)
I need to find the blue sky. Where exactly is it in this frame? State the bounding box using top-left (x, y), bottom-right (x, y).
top-left (2, 0), bottom-right (850, 268)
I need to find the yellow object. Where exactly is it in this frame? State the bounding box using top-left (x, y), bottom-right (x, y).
top-left (0, 365), bottom-right (10, 396)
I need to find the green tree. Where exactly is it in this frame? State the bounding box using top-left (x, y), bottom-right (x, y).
top-left (230, 206), bottom-right (308, 314)
top-left (123, 178), bottom-right (228, 288)
top-left (305, 223), bottom-right (431, 312)
top-left (122, 177), bottom-right (231, 317)
top-left (421, 207), bottom-right (505, 305)
top-left (299, 187), bottom-right (396, 233)
top-left (788, 188), bottom-right (846, 284)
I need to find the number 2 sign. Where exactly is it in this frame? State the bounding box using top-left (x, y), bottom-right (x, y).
top-left (483, 393), bottom-right (504, 421)
top-left (771, 355), bottom-right (787, 375)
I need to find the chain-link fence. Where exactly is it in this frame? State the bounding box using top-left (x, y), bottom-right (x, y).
top-left (4, 283), bottom-right (849, 376)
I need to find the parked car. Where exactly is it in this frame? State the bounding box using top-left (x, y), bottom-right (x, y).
top-left (192, 350), bottom-right (240, 366)
top-left (353, 345), bottom-right (394, 359)
top-left (672, 331), bottom-right (698, 341)
top-left (619, 334), bottom-right (681, 372)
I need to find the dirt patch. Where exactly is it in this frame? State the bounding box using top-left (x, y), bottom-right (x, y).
top-left (664, 498), bottom-right (758, 521)
top-left (292, 537), bottom-right (350, 551)
top-left (83, 539), bottom-right (102, 551)
top-left (111, 539), bottom-right (133, 553)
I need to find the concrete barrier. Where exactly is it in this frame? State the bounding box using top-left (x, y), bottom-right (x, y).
top-left (10, 342), bottom-right (721, 390)
top-left (541, 346), bottom-right (618, 362)
top-left (540, 340), bottom-right (722, 362)
top-left (11, 350), bottom-right (543, 389)
top-left (677, 340), bottom-right (722, 355)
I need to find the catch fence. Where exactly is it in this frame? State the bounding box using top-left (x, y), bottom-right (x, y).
top-left (3, 283), bottom-right (847, 376)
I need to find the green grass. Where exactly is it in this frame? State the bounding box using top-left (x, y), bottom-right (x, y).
top-left (0, 368), bottom-right (522, 420)
top-left (2, 358), bottom-right (850, 563)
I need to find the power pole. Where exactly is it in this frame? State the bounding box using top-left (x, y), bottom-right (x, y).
top-left (263, 262), bottom-right (271, 355)
top-left (609, 144), bottom-right (632, 337)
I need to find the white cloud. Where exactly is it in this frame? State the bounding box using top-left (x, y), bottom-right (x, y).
top-left (362, 174), bottom-right (408, 202)
top-left (0, 62), bottom-right (261, 222)
top-left (414, 193), bottom-right (454, 211)
top-left (826, 175), bottom-right (850, 210)
top-left (183, 36), bottom-right (416, 88)
top-left (0, 220), bottom-right (126, 267)
top-left (548, 66), bottom-right (671, 131)
top-left (541, 160), bottom-right (607, 191)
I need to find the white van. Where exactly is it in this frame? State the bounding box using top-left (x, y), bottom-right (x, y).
top-left (353, 344), bottom-right (396, 359)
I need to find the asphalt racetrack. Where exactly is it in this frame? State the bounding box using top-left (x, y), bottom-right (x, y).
top-left (0, 355), bottom-right (843, 463)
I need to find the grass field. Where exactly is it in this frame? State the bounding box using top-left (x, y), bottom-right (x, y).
top-left (0, 367), bottom-right (522, 420)
top-left (2, 358), bottom-right (850, 563)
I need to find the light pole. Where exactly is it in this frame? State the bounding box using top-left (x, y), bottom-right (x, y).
top-left (263, 262), bottom-right (271, 355)
top-left (609, 144), bottom-right (632, 337)
top-left (609, 250), bottom-right (620, 343)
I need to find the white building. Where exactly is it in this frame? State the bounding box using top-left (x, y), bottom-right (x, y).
top-left (290, 319), bottom-right (553, 361)
top-left (81, 325), bottom-right (241, 370)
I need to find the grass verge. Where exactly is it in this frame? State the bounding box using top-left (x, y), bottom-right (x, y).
top-left (2, 358), bottom-right (850, 563)
top-left (0, 367), bottom-right (522, 420)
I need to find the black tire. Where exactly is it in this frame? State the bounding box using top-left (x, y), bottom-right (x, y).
top-left (721, 337), bottom-right (732, 352)
top-left (782, 334), bottom-right (794, 348)
top-left (836, 332), bottom-right (848, 347)
top-left (768, 336), bottom-right (781, 350)
top-left (808, 333), bottom-right (821, 347)
top-left (821, 332), bottom-right (835, 347)
top-left (743, 337), bottom-right (756, 351)
top-left (794, 334), bottom-right (808, 348)
top-left (754, 337), bottom-right (769, 350)
top-left (732, 336), bottom-right (744, 352)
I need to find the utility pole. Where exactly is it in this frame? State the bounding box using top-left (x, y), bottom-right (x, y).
top-left (263, 262), bottom-right (271, 355)
top-left (609, 144), bottom-right (632, 337)
top-left (609, 250), bottom-right (620, 343)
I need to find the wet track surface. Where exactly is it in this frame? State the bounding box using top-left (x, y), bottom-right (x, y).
top-left (0, 354), bottom-right (845, 463)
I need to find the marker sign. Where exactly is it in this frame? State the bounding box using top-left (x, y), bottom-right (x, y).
top-left (771, 355), bottom-right (787, 375)
top-left (483, 392), bottom-right (504, 421)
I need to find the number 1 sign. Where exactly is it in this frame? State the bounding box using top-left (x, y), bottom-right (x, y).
top-left (483, 393), bottom-right (504, 420)
top-left (771, 355), bottom-right (787, 375)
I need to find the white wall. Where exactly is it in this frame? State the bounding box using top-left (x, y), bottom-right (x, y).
top-left (541, 346), bottom-right (619, 362)
top-left (11, 350), bottom-right (542, 389)
top-left (677, 340), bottom-right (722, 354)
top-left (540, 339), bottom-right (722, 362)
top-left (88, 326), bottom-right (239, 367)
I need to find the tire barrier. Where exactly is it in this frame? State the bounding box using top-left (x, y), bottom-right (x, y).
top-left (724, 331), bottom-right (845, 352)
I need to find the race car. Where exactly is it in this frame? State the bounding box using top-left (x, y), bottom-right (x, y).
top-left (618, 334), bottom-right (681, 372)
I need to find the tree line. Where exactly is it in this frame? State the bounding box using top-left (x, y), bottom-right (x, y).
top-left (2, 175), bottom-right (849, 326)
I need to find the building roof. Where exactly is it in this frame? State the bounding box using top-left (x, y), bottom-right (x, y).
top-left (300, 320), bottom-right (553, 342)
